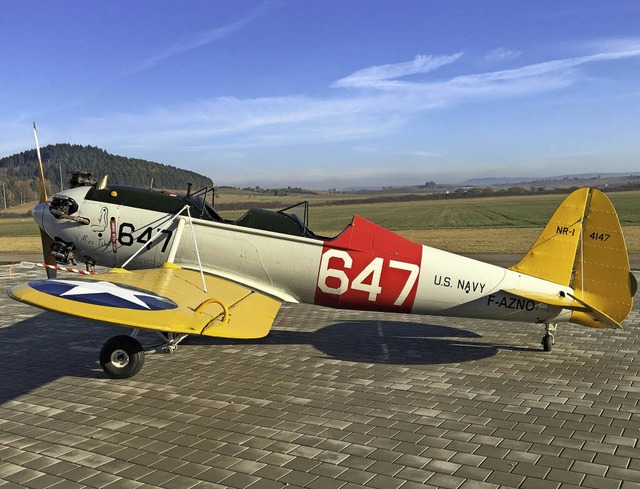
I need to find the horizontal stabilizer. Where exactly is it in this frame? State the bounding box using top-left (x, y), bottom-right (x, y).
top-left (8, 263), bottom-right (281, 339)
top-left (503, 288), bottom-right (623, 330)
top-left (502, 288), bottom-right (586, 310)
top-left (566, 292), bottom-right (623, 330)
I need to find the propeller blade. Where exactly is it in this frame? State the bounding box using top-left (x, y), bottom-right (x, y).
top-left (33, 122), bottom-right (57, 278)
top-left (33, 122), bottom-right (48, 203)
top-left (39, 230), bottom-right (57, 278)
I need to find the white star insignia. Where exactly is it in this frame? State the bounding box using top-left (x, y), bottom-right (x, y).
top-left (57, 280), bottom-right (159, 309)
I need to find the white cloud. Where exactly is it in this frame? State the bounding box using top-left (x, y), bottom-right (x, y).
top-left (130, 1), bottom-right (275, 73)
top-left (65, 38), bottom-right (640, 169)
top-left (332, 53), bottom-right (464, 90)
top-left (351, 146), bottom-right (446, 158)
top-left (401, 149), bottom-right (447, 158)
top-left (485, 48), bottom-right (522, 62)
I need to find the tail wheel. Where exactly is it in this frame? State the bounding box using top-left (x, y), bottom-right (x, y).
top-left (542, 334), bottom-right (554, 352)
top-left (100, 335), bottom-right (145, 379)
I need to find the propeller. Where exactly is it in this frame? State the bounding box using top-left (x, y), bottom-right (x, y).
top-left (33, 122), bottom-right (58, 279)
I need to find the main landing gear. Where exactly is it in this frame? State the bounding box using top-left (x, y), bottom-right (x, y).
top-left (99, 335), bottom-right (145, 379)
top-left (99, 330), bottom-right (189, 379)
top-left (542, 323), bottom-right (557, 352)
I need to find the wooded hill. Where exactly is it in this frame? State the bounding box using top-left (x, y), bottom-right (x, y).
top-left (0, 144), bottom-right (213, 207)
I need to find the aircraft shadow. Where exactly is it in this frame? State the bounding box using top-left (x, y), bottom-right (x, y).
top-left (0, 312), bottom-right (531, 405)
top-left (189, 320), bottom-right (505, 365)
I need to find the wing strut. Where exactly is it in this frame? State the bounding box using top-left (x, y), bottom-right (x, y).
top-left (186, 206), bottom-right (207, 293)
top-left (118, 205), bottom-right (207, 293)
top-left (121, 204), bottom-right (189, 268)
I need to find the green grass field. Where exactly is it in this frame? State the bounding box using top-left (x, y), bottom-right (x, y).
top-left (219, 190), bottom-right (640, 231)
top-left (1, 190), bottom-right (638, 253)
top-left (0, 218), bottom-right (38, 237)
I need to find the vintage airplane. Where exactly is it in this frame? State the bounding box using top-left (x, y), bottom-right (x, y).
top-left (7, 132), bottom-right (636, 378)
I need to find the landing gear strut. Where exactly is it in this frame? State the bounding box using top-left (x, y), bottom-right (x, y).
top-left (156, 332), bottom-right (189, 353)
top-left (542, 323), bottom-right (557, 352)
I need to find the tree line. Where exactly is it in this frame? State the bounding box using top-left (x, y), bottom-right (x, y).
top-left (0, 143), bottom-right (213, 208)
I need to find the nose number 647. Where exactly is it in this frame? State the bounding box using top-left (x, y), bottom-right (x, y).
top-left (317, 249), bottom-right (419, 307)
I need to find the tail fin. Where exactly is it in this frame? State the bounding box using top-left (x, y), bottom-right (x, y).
top-left (510, 188), bottom-right (634, 328)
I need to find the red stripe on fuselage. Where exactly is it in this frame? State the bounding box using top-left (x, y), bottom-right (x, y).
top-left (314, 216), bottom-right (422, 312)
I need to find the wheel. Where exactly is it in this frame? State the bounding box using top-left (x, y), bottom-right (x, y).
top-left (542, 334), bottom-right (553, 352)
top-left (99, 335), bottom-right (145, 379)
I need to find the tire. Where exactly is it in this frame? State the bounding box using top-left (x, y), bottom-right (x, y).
top-left (542, 334), bottom-right (553, 352)
top-left (99, 335), bottom-right (145, 379)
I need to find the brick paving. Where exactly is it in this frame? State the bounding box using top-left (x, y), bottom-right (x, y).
top-left (1, 264), bottom-right (639, 488)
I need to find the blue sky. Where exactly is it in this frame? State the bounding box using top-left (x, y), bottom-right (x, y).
top-left (2, 1), bottom-right (640, 188)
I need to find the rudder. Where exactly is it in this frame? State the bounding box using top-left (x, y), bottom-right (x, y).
top-left (570, 189), bottom-right (633, 328)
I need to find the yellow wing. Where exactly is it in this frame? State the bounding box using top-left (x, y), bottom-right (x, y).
top-left (8, 263), bottom-right (281, 339)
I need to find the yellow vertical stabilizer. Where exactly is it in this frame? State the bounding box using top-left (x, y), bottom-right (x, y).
top-left (510, 188), bottom-right (634, 328)
top-left (510, 188), bottom-right (589, 285)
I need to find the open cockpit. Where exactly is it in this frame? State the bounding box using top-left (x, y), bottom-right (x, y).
top-left (78, 181), bottom-right (327, 240)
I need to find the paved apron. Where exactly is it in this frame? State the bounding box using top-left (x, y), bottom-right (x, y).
top-left (1, 265), bottom-right (639, 489)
